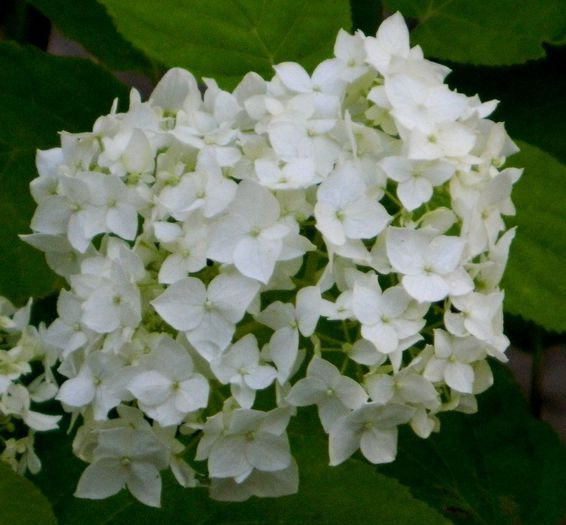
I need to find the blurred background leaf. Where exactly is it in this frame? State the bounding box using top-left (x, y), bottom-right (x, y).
top-left (0, 461), bottom-right (57, 525)
top-left (98, 0), bottom-right (352, 89)
top-left (383, 0), bottom-right (566, 65)
top-left (27, 0), bottom-right (154, 75)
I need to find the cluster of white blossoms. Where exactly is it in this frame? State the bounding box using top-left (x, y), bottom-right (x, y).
top-left (21, 12), bottom-right (520, 506)
top-left (0, 297), bottom-right (60, 474)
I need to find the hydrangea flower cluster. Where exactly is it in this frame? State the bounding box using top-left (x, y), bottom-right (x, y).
top-left (22, 13), bottom-right (520, 506)
top-left (0, 297), bottom-right (59, 474)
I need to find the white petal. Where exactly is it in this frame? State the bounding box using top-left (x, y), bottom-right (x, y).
top-left (75, 459), bottom-right (126, 500)
top-left (274, 62), bottom-right (312, 93)
top-left (360, 427), bottom-right (398, 464)
top-left (208, 436), bottom-right (250, 479)
top-left (107, 204), bottom-right (138, 240)
top-left (286, 377), bottom-right (326, 406)
top-left (329, 415), bottom-right (359, 466)
top-left (234, 236), bottom-right (280, 284)
top-left (402, 273), bottom-right (450, 303)
top-left (57, 376), bottom-right (95, 407)
top-left (151, 278), bottom-right (206, 331)
top-left (127, 462), bottom-right (162, 508)
top-left (444, 361), bottom-right (474, 394)
top-left (129, 371), bottom-right (171, 406)
top-left (386, 227), bottom-right (427, 274)
top-left (247, 433), bottom-right (291, 472)
top-left (427, 235), bottom-right (464, 275)
top-left (296, 286), bottom-right (321, 337)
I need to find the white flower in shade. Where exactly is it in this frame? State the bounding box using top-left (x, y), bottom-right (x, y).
top-left (30, 174), bottom-right (95, 253)
top-left (365, 368), bottom-right (439, 409)
top-left (56, 352), bottom-right (126, 420)
top-left (315, 164), bottom-right (390, 245)
top-left (386, 227), bottom-right (473, 302)
top-left (197, 408), bottom-right (293, 482)
top-left (151, 272), bottom-right (260, 360)
top-left (128, 336), bottom-right (209, 425)
top-left (329, 402), bottom-right (414, 465)
top-left (1, 384), bottom-right (60, 431)
top-left (75, 426), bottom-right (169, 507)
top-left (210, 459), bottom-right (299, 502)
top-left (44, 290), bottom-right (89, 357)
top-left (424, 330), bottom-right (489, 394)
top-left (257, 287), bottom-right (321, 383)
top-left (211, 334), bottom-right (276, 409)
top-left (72, 266), bottom-right (142, 334)
top-left (446, 291), bottom-right (509, 356)
top-left (286, 357), bottom-right (367, 432)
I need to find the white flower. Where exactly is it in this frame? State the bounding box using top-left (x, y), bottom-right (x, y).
top-left (208, 180), bottom-right (295, 283)
top-left (424, 330), bottom-right (490, 394)
top-left (57, 352), bottom-right (126, 420)
top-left (380, 156), bottom-right (454, 211)
top-left (287, 357), bottom-right (367, 432)
top-left (197, 408), bottom-right (293, 482)
top-left (386, 227), bottom-right (473, 302)
top-left (151, 272), bottom-right (260, 360)
top-left (364, 12), bottom-right (411, 75)
top-left (1, 384), bottom-right (60, 431)
top-left (75, 426), bottom-right (169, 507)
top-left (315, 164), bottom-right (390, 245)
top-left (329, 402), bottom-right (414, 465)
top-left (211, 334), bottom-right (276, 408)
top-left (128, 336), bottom-right (209, 425)
top-left (352, 283), bottom-right (425, 355)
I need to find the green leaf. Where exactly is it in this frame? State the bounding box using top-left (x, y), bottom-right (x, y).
top-left (28, 0), bottom-right (154, 74)
top-left (380, 364), bottom-right (566, 524)
top-left (0, 461), bottom-right (57, 525)
top-left (0, 42), bottom-right (129, 304)
top-left (34, 411), bottom-right (448, 524)
top-left (501, 142), bottom-right (566, 333)
top-left (383, 0), bottom-right (566, 65)
top-left (98, 0), bottom-right (351, 89)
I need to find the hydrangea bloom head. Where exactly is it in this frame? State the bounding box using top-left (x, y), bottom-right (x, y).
top-left (23, 12), bottom-right (520, 505)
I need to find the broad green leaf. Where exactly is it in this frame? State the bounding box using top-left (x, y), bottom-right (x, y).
top-left (383, 0), bottom-right (566, 65)
top-left (501, 142), bottom-right (566, 333)
top-left (98, 0), bottom-right (351, 89)
top-left (0, 461), bottom-right (57, 525)
top-left (380, 364), bottom-right (566, 524)
top-left (28, 0), bottom-right (154, 75)
top-left (34, 410), bottom-right (448, 524)
top-left (0, 42), bottom-right (128, 304)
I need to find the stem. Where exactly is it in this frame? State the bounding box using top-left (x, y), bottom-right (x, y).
top-left (530, 328), bottom-right (545, 418)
